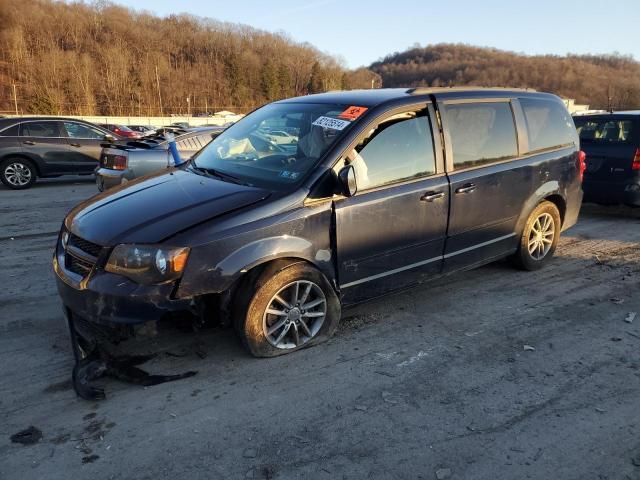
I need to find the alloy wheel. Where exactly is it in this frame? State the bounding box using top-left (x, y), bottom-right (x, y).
top-left (527, 212), bottom-right (555, 260)
top-left (262, 280), bottom-right (326, 349)
top-left (4, 162), bottom-right (32, 187)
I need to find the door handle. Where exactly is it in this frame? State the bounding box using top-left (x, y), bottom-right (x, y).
top-left (23, 140), bottom-right (35, 145)
top-left (455, 183), bottom-right (476, 194)
top-left (70, 143), bottom-right (82, 147)
top-left (420, 191), bottom-right (445, 202)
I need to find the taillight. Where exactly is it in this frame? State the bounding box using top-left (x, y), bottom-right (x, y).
top-left (112, 155), bottom-right (127, 170)
top-left (578, 150), bottom-right (587, 181)
top-left (632, 148), bottom-right (640, 170)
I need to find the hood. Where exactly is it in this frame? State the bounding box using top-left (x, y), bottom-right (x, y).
top-left (65, 169), bottom-right (270, 245)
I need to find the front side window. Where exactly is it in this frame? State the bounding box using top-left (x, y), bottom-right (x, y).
top-left (63, 122), bottom-right (105, 139)
top-left (573, 118), bottom-right (635, 144)
top-left (20, 121), bottom-right (61, 138)
top-left (347, 113), bottom-right (435, 190)
top-left (444, 102), bottom-right (518, 169)
top-left (520, 98), bottom-right (577, 151)
top-left (193, 102), bottom-right (360, 189)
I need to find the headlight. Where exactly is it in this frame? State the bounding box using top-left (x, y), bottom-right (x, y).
top-left (105, 245), bottom-right (190, 285)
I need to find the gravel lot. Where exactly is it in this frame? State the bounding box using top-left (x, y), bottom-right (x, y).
top-left (1, 177), bottom-right (639, 480)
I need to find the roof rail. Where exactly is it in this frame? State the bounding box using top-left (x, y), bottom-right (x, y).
top-left (406, 86), bottom-right (537, 95)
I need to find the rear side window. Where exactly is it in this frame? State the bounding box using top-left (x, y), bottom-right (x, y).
top-left (20, 121), bottom-right (61, 138)
top-left (0, 124), bottom-right (20, 136)
top-left (574, 118), bottom-right (635, 144)
top-left (350, 113), bottom-right (436, 190)
top-left (444, 102), bottom-right (518, 169)
top-left (520, 98), bottom-right (577, 151)
top-left (176, 134), bottom-right (214, 152)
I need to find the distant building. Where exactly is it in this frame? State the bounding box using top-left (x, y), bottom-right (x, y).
top-left (562, 98), bottom-right (590, 114)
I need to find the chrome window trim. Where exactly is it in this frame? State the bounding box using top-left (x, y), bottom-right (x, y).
top-left (0, 119), bottom-right (110, 139)
top-left (341, 256), bottom-right (442, 289)
top-left (340, 232), bottom-right (516, 288)
top-left (442, 233), bottom-right (516, 259)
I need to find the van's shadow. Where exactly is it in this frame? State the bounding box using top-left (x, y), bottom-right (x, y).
top-left (579, 202), bottom-right (640, 221)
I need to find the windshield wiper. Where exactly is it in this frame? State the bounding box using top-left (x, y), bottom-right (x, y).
top-left (189, 165), bottom-right (251, 186)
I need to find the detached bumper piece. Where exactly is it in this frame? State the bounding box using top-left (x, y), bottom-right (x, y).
top-left (66, 310), bottom-right (197, 401)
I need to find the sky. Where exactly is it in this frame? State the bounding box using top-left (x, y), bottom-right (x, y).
top-left (110, 0), bottom-right (640, 68)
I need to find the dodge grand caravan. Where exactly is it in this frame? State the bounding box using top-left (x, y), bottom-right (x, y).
top-left (54, 88), bottom-right (583, 363)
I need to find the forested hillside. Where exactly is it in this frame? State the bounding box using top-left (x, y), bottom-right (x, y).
top-left (0, 0), bottom-right (356, 116)
top-left (2, 2), bottom-right (638, 116)
top-left (371, 44), bottom-right (640, 110)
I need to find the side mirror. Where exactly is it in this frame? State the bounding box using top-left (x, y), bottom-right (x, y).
top-left (103, 134), bottom-right (115, 142)
top-left (337, 164), bottom-right (357, 197)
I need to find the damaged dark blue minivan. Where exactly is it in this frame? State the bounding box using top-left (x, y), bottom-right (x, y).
top-left (54, 88), bottom-right (583, 393)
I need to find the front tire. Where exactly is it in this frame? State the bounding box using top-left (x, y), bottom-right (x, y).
top-left (235, 263), bottom-right (340, 357)
top-left (513, 201), bottom-right (561, 271)
top-left (0, 158), bottom-right (37, 189)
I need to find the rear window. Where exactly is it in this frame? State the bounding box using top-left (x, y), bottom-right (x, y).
top-left (520, 98), bottom-right (577, 152)
top-left (573, 117), bottom-right (635, 144)
top-left (444, 102), bottom-right (518, 170)
top-left (20, 121), bottom-right (62, 138)
top-left (176, 134), bottom-right (215, 152)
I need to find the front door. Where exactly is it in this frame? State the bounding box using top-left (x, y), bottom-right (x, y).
top-left (334, 108), bottom-right (448, 304)
top-left (62, 121), bottom-right (108, 173)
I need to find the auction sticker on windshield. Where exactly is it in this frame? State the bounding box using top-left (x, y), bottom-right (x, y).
top-left (338, 106), bottom-right (368, 121)
top-left (312, 116), bottom-right (351, 131)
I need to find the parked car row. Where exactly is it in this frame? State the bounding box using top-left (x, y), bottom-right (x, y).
top-left (0, 117), bottom-right (115, 189)
top-left (96, 126), bottom-right (224, 191)
top-left (0, 117), bottom-right (229, 189)
top-left (55, 87), bottom-right (585, 373)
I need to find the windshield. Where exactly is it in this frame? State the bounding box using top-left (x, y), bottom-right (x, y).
top-left (191, 102), bottom-right (362, 189)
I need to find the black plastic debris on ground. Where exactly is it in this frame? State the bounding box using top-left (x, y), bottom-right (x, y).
top-left (10, 426), bottom-right (42, 445)
top-left (67, 314), bottom-right (197, 401)
top-left (73, 351), bottom-right (197, 401)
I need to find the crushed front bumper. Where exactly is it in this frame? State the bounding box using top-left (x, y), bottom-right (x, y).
top-left (54, 236), bottom-right (201, 399)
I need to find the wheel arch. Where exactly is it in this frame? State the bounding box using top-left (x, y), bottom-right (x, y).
top-left (176, 235), bottom-right (337, 299)
top-left (222, 256), bottom-right (336, 331)
top-left (0, 153), bottom-right (43, 177)
top-left (542, 193), bottom-right (566, 226)
top-left (515, 181), bottom-right (566, 236)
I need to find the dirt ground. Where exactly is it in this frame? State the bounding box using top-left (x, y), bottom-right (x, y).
top-left (1, 177), bottom-right (639, 480)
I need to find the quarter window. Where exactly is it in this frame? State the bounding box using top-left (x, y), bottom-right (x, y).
top-left (349, 113), bottom-right (436, 190)
top-left (0, 124), bottom-right (20, 136)
top-left (520, 98), bottom-right (577, 151)
top-left (20, 121), bottom-right (62, 138)
top-left (444, 102), bottom-right (518, 169)
top-left (63, 122), bottom-right (105, 139)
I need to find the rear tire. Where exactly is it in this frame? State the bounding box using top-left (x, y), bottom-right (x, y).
top-left (234, 262), bottom-right (340, 357)
top-left (513, 201), bottom-right (561, 271)
top-left (0, 158), bottom-right (37, 189)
